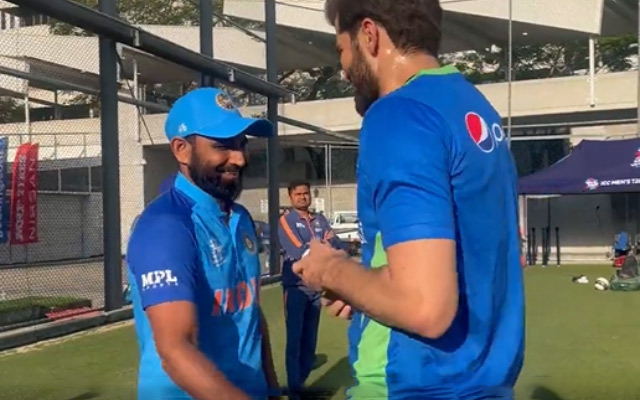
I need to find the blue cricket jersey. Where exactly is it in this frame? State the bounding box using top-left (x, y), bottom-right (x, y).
top-left (348, 65), bottom-right (525, 399)
top-left (127, 172), bottom-right (267, 400)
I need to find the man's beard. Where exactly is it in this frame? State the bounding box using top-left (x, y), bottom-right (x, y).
top-left (348, 43), bottom-right (380, 117)
top-left (189, 157), bottom-right (243, 203)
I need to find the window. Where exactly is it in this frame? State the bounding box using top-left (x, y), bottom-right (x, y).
top-left (244, 151), bottom-right (267, 179)
top-left (90, 166), bottom-right (102, 192)
top-left (330, 147), bottom-right (358, 184)
top-left (60, 167), bottom-right (89, 192)
top-left (39, 170), bottom-right (60, 191)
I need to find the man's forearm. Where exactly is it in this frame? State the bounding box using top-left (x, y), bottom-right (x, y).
top-left (321, 257), bottom-right (417, 330)
top-left (162, 342), bottom-right (250, 400)
top-left (260, 310), bottom-right (279, 391)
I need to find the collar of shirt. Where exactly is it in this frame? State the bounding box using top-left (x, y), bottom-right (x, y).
top-left (290, 208), bottom-right (316, 222)
top-left (174, 172), bottom-right (240, 228)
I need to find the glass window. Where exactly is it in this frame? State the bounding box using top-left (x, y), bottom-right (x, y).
top-left (39, 170), bottom-right (59, 191)
top-left (330, 147), bottom-right (358, 184)
top-left (60, 167), bottom-right (89, 192)
top-left (90, 166), bottom-right (102, 192)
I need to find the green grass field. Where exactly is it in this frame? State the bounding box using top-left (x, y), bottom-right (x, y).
top-left (1, 265), bottom-right (640, 400)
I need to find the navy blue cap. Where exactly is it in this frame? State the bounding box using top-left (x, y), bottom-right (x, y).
top-left (164, 87), bottom-right (273, 140)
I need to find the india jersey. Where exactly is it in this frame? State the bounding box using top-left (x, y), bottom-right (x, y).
top-left (127, 172), bottom-right (267, 400)
top-left (349, 65), bottom-right (525, 399)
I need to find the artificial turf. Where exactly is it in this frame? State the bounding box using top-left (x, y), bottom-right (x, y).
top-left (0, 265), bottom-right (638, 400)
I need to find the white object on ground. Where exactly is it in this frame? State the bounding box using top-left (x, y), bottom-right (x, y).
top-left (594, 277), bottom-right (610, 291)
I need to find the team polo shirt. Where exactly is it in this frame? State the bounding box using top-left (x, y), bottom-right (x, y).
top-left (127, 173), bottom-right (267, 400)
top-left (279, 209), bottom-right (342, 289)
top-left (349, 65), bottom-right (525, 399)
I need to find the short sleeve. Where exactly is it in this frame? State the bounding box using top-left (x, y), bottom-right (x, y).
top-left (126, 213), bottom-right (198, 309)
top-left (360, 96), bottom-right (455, 249)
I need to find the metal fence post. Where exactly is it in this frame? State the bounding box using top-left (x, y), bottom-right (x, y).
top-left (199, 0), bottom-right (214, 87)
top-left (265, 0), bottom-right (280, 277)
top-left (99, 0), bottom-right (122, 311)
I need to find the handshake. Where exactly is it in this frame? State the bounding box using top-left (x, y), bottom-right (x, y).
top-left (293, 239), bottom-right (354, 320)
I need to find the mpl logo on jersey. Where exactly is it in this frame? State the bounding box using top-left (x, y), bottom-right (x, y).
top-left (141, 269), bottom-right (178, 291)
top-left (465, 112), bottom-right (505, 153)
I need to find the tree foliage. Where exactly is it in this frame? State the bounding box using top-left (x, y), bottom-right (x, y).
top-left (49, 0), bottom-right (210, 35)
top-left (46, 1), bottom-right (638, 103)
top-left (442, 35), bottom-right (637, 84)
top-left (0, 98), bottom-right (25, 123)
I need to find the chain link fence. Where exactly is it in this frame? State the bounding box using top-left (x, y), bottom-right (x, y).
top-left (0, 7), bottom-right (107, 331)
top-left (0, 0), bottom-right (295, 334)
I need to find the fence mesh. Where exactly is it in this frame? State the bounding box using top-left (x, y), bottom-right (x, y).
top-left (0, 0), bottom-right (306, 331)
top-left (0, 11), bottom-right (107, 330)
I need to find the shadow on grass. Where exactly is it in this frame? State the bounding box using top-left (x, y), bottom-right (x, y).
top-left (313, 354), bottom-right (329, 370)
top-left (65, 392), bottom-right (101, 400)
top-left (298, 356), bottom-right (351, 399)
top-left (530, 385), bottom-right (566, 400)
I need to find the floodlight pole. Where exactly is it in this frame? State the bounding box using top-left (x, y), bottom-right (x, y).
top-left (200, 0), bottom-right (214, 87)
top-left (99, 0), bottom-right (122, 311)
top-left (265, 0), bottom-right (281, 277)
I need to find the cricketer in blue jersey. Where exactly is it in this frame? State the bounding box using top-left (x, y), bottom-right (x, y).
top-left (126, 87), bottom-right (279, 400)
top-left (293, 1), bottom-right (525, 399)
top-left (278, 181), bottom-right (343, 395)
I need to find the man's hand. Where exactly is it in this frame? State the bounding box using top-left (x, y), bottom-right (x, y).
top-left (292, 239), bottom-right (346, 292)
top-left (321, 291), bottom-right (353, 320)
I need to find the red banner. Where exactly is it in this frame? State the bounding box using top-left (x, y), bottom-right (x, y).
top-left (10, 143), bottom-right (39, 245)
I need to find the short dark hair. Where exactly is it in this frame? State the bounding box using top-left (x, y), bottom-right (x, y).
top-left (287, 181), bottom-right (310, 195)
top-left (325, 0), bottom-right (443, 57)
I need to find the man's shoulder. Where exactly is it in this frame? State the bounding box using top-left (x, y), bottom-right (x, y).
top-left (362, 91), bottom-right (441, 135)
top-left (232, 203), bottom-right (261, 229)
top-left (131, 191), bottom-right (195, 244)
top-left (360, 93), bottom-right (448, 160)
top-left (232, 202), bottom-right (252, 218)
top-left (127, 209), bottom-right (198, 271)
top-left (280, 208), bottom-right (297, 222)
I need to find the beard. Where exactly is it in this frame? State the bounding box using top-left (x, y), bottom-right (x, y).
top-left (347, 43), bottom-right (380, 117)
top-left (189, 154), bottom-right (244, 203)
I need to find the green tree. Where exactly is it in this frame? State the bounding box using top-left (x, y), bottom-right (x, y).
top-left (279, 67), bottom-right (352, 102)
top-left (0, 97), bottom-right (25, 123)
top-left (444, 34), bottom-right (637, 84)
top-left (49, 0), bottom-right (216, 35)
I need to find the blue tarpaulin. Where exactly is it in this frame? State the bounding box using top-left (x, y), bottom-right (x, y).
top-left (518, 138), bottom-right (640, 195)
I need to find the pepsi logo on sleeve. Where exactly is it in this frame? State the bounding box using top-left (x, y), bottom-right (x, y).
top-left (465, 112), bottom-right (505, 153)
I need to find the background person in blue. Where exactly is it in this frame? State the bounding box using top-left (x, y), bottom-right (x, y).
top-left (127, 87), bottom-right (279, 400)
top-left (293, 0), bottom-right (525, 399)
top-left (278, 181), bottom-right (342, 396)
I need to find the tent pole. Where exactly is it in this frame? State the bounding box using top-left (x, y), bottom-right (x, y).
top-left (589, 37), bottom-right (596, 108)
